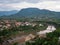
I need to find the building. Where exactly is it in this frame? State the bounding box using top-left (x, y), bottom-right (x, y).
top-left (15, 22), bottom-right (22, 26)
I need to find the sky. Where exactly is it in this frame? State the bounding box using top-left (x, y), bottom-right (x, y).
top-left (0, 0), bottom-right (60, 12)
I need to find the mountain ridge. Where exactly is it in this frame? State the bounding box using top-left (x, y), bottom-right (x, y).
top-left (0, 10), bottom-right (18, 16)
top-left (0, 8), bottom-right (60, 19)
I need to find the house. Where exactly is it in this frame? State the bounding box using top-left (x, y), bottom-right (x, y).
top-left (4, 20), bottom-right (10, 24)
top-left (6, 24), bottom-right (11, 27)
top-left (15, 22), bottom-right (22, 26)
top-left (39, 24), bottom-right (43, 26)
top-left (24, 22), bottom-right (31, 26)
top-left (0, 25), bottom-right (2, 27)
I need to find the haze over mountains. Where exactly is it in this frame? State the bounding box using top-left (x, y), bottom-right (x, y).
top-left (0, 10), bottom-right (18, 16)
top-left (0, 8), bottom-right (60, 19)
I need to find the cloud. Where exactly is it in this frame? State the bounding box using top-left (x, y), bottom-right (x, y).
top-left (0, 0), bottom-right (40, 3)
top-left (0, 0), bottom-right (60, 3)
top-left (0, 0), bottom-right (60, 11)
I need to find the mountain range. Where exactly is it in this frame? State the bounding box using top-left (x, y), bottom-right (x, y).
top-left (0, 8), bottom-right (60, 19)
top-left (0, 10), bottom-right (18, 16)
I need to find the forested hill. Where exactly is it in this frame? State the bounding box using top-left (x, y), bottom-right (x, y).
top-left (0, 8), bottom-right (60, 19)
top-left (0, 10), bottom-right (18, 16)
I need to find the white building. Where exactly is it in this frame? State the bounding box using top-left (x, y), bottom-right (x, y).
top-left (39, 24), bottom-right (43, 26)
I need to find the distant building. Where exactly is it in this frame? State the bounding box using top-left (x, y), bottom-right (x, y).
top-left (15, 22), bottom-right (21, 26)
top-left (39, 24), bottom-right (43, 26)
top-left (4, 20), bottom-right (10, 24)
top-left (31, 23), bottom-right (37, 27)
top-left (24, 22), bottom-right (31, 26)
top-left (6, 24), bottom-right (11, 27)
top-left (0, 25), bottom-right (2, 27)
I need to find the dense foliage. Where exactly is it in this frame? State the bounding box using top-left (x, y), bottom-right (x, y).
top-left (25, 25), bottom-right (60, 45)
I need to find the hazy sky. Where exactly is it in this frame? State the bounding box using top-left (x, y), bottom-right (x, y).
top-left (0, 0), bottom-right (60, 11)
